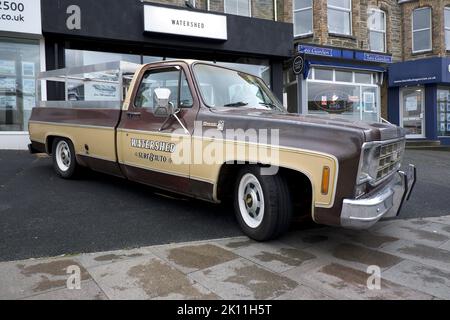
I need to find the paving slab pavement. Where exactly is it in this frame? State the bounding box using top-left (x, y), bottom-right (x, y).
top-left (1, 215), bottom-right (450, 300)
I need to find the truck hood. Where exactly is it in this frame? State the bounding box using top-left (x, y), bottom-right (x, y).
top-left (209, 107), bottom-right (405, 142)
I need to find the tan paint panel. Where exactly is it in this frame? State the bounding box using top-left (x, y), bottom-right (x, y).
top-left (117, 130), bottom-right (190, 178)
top-left (189, 137), bottom-right (338, 208)
top-left (29, 122), bottom-right (116, 161)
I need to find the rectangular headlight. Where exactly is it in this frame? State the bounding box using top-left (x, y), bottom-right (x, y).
top-left (356, 144), bottom-right (380, 185)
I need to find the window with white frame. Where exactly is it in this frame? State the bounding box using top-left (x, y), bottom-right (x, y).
top-left (368, 9), bottom-right (386, 53)
top-left (445, 7), bottom-right (450, 50)
top-left (327, 0), bottom-right (352, 35)
top-left (293, 0), bottom-right (313, 37)
top-left (224, 0), bottom-right (251, 17)
top-left (306, 67), bottom-right (380, 122)
top-left (412, 7), bottom-right (432, 53)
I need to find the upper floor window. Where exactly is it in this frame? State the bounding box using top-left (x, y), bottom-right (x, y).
top-left (412, 7), bottom-right (432, 53)
top-left (368, 9), bottom-right (386, 53)
top-left (224, 0), bottom-right (251, 17)
top-left (293, 0), bottom-right (313, 37)
top-left (327, 0), bottom-right (352, 35)
top-left (445, 7), bottom-right (450, 50)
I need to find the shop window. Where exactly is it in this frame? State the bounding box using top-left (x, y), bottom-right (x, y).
top-left (224, 0), bottom-right (251, 17)
top-left (335, 70), bottom-right (352, 83)
top-left (306, 67), bottom-right (379, 122)
top-left (437, 88), bottom-right (450, 137)
top-left (445, 7), bottom-right (450, 51)
top-left (412, 7), bottom-right (432, 53)
top-left (327, 0), bottom-right (352, 35)
top-left (354, 72), bottom-right (372, 84)
top-left (293, 0), bottom-right (313, 37)
top-left (0, 38), bottom-right (40, 132)
top-left (368, 9), bottom-right (386, 53)
top-left (314, 68), bottom-right (333, 81)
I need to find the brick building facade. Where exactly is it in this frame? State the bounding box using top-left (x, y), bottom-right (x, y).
top-left (275, 0), bottom-right (450, 144)
top-left (388, 0), bottom-right (450, 145)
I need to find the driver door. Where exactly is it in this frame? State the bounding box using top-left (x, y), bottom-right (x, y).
top-left (117, 63), bottom-right (198, 194)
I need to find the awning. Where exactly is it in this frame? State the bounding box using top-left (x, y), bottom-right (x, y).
top-left (304, 59), bottom-right (386, 79)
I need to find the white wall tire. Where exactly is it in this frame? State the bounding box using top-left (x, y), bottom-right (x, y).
top-left (234, 166), bottom-right (292, 241)
top-left (52, 138), bottom-right (79, 179)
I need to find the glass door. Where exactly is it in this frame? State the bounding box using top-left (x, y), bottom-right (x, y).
top-left (401, 87), bottom-right (425, 138)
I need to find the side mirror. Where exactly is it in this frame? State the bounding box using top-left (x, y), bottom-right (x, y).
top-left (153, 88), bottom-right (176, 117)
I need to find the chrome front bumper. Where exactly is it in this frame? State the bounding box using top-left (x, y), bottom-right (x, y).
top-left (340, 164), bottom-right (416, 229)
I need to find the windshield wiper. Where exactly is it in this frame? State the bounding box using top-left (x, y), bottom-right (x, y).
top-left (224, 101), bottom-right (248, 107)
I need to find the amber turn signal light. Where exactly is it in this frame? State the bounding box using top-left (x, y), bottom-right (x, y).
top-left (321, 166), bottom-right (330, 195)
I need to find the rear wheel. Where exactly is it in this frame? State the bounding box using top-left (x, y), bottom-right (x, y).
top-left (233, 166), bottom-right (292, 241)
top-left (52, 138), bottom-right (79, 179)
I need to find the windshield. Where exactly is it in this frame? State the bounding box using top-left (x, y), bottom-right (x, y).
top-left (193, 64), bottom-right (284, 112)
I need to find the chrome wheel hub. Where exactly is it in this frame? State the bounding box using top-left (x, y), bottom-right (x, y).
top-left (55, 141), bottom-right (71, 172)
top-left (238, 173), bottom-right (265, 228)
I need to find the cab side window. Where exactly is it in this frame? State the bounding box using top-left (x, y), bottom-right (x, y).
top-left (134, 67), bottom-right (193, 110)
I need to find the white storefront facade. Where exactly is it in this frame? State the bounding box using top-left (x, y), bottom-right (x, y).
top-left (0, 0), bottom-right (44, 149)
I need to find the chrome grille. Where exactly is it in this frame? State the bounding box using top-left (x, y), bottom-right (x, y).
top-left (375, 139), bottom-right (405, 183)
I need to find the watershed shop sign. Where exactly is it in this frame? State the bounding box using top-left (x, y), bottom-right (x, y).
top-left (144, 5), bottom-right (227, 40)
top-left (0, 0), bottom-right (41, 35)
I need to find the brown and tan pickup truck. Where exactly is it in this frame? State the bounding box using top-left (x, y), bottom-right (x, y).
top-left (28, 60), bottom-right (416, 240)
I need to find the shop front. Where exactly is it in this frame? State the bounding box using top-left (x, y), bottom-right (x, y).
top-left (40, 0), bottom-right (292, 108)
top-left (388, 57), bottom-right (450, 145)
top-left (0, 0), bottom-right (43, 149)
top-left (285, 44), bottom-right (392, 123)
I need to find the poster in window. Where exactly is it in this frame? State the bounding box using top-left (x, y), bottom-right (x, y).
top-left (447, 102), bottom-right (450, 112)
top-left (440, 113), bottom-right (446, 122)
top-left (438, 91), bottom-right (447, 101)
top-left (447, 123), bottom-right (450, 132)
top-left (0, 78), bottom-right (16, 92)
top-left (440, 123), bottom-right (446, 132)
top-left (447, 114), bottom-right (450, 122)
top-left (0, 60), bottom-right (16, 75)
top-left (22, 62), bottom-right (35, 77)
top-left (405, 96), bottom-right (418, 111)
top-left (440, 102), bottom-right (446, 112)
top-left (22, 79), bottom-right (35, 95)
top-left (363, 92), bottom-right (375, 112)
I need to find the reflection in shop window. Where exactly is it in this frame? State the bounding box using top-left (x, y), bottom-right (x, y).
top-left (306, 67), bottom-right (379, 122)
top-left (0, 39), bottom-right (40, 132)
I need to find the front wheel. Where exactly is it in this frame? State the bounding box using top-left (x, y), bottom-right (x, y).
top-left (52, 138), bottom-right (79, 179)
top-left (233, 167), bottom-right (292, 241)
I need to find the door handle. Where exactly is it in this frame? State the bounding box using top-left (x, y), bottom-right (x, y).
top-left (126, 112), bottom-right (141, 119)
